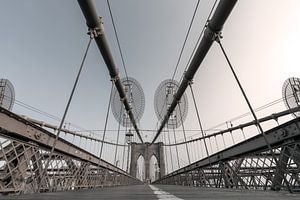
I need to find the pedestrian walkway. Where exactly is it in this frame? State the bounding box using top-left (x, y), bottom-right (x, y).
top-left (2, 184), bottom-right (299, 200)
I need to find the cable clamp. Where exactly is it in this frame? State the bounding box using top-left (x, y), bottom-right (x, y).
top-left (205, 20), bottom-right (210, 28)
top-left (212, 31), bottom-right (223, 42)
top-left (111, 74), bottom-right (120, 83)
top-left (187, 79), bottom-right (194, 86)
top-left (271, 114), bottom-right (279, 122)
top-left (126, 107), bottom-right (132, 113)
top-left (87, 17), bottom-right (104, 38)
top-left (120, 97), bottom-right (126, 102)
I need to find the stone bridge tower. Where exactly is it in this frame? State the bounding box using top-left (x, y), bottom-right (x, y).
top-left (129, 142), bottom-right (165, 181)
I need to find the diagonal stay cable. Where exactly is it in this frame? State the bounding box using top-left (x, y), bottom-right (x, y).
top-left (156, 0), bottom-right (202, 134)
top-left (178, 0), bottom-right (218, 84)
top-left (107, 0), bottom-right (128, 80)
top-left (216, 35), bottom-right (292, 193)
top-left (38, 37), bottom-right (92, 191)
top-left (99, 81), bottom-right (114, 160)
top-left (171, 0), bottom-right (202, 80)
top-left (107, 0), bottom-right (142, 135)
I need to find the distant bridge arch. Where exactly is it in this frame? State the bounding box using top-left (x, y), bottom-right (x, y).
top-left (130, 142), bottom-right (165, 182)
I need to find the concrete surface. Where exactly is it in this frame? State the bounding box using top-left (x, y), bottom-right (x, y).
top-left (1, 184), bottom-right (300, 200)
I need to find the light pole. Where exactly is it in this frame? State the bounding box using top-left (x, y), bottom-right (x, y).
top-left (125, 129), bottom-right (133, 173)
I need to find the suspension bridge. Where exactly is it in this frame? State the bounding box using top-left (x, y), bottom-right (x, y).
top-left (1, 0), bottom-right (300, 199)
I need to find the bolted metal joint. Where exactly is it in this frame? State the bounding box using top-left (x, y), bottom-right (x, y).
top-left (126, 107), bottom-right (132, 113)
top-left (187, 79), bottom-right (194, 86)
top-left (87, 17), bottom-right (104, 38)
top-left (120, 96), bottom-right (126, 102)
top-left (110, 74), bottom-right (120, 83)
top-left (87, 27), bottom-right (102, 38)
top-left (212, 31), bottom-right (223, 43)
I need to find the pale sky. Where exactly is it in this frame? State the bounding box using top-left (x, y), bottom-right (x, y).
top-left (1, 0), bottom-right (300, 169)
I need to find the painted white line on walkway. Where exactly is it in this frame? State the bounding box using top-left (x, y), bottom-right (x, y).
top-left (149, 185), bottom-right (184, 200)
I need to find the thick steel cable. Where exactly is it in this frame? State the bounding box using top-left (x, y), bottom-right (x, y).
top-left (189, 84), bottom-right (212, 167)
top-left (172, 127), bottom-right (180, 169)
top-left (114, 105), bottom-right (123, 165)
top-left (177, 102), bottom-right (191, 164)
top-left (38, 37), bottom-right (92, 191)
top-left (99, 81), bottom-right (114, 160)
top-left (22, 115), bottom-right (126, 147)
top-left (216, 37), bottom-right (292, 193)
top-left (121, 123), bottom-right (128, 170)
top-left (163, 131), bottom-right (169, 174)
top-left (126, 141), bottom-right (130, 173)
top-left (106, 0), bottom-right (128, 80)
top-left (163, 105), bottom-right (300, 147)
top-left (107, 0), bottom-right (142, 127)
top-left (178, 0), bottom-right (218, 84)
top-left (171, 0), bottom-right (201, 80)
top-left (155, 0), bottom-right (202, 131)
top-left (167, 128), bottom-right (174, 172)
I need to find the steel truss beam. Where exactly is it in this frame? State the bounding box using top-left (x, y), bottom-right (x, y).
top-left (0, 108), bottom-right (141, 193)
top-left (154, 117), bottom-right (300, 192)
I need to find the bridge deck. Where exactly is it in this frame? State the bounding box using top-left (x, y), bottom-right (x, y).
top-left (2, 185), bottom-right (299, 200)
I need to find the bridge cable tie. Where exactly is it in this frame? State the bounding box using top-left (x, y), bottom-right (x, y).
top-left (38, 37), bottom-right (93, 191)
top-left (216, 35), bottom-right (293, 193)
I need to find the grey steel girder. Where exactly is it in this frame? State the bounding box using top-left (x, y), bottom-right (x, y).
top-left (0, 107), bottom-right (132, 178)
top-left (156, 117), bottom-right (300, 181)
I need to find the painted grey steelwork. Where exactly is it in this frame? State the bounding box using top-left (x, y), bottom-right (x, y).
top-left (0, 107), bottom-right (141, 193)
top-left (154, 117), bottom-right (300, 192)
top-left (77, 0), bottom-right (143, 143)
top-left (164, 106), bottom-right (300, 146)
top-left (129, 142), bottom-right (165, 182)
top-left (22, 115), bottom-right (126, 147)
top-left (151, 0), bottom-right (238, 144)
